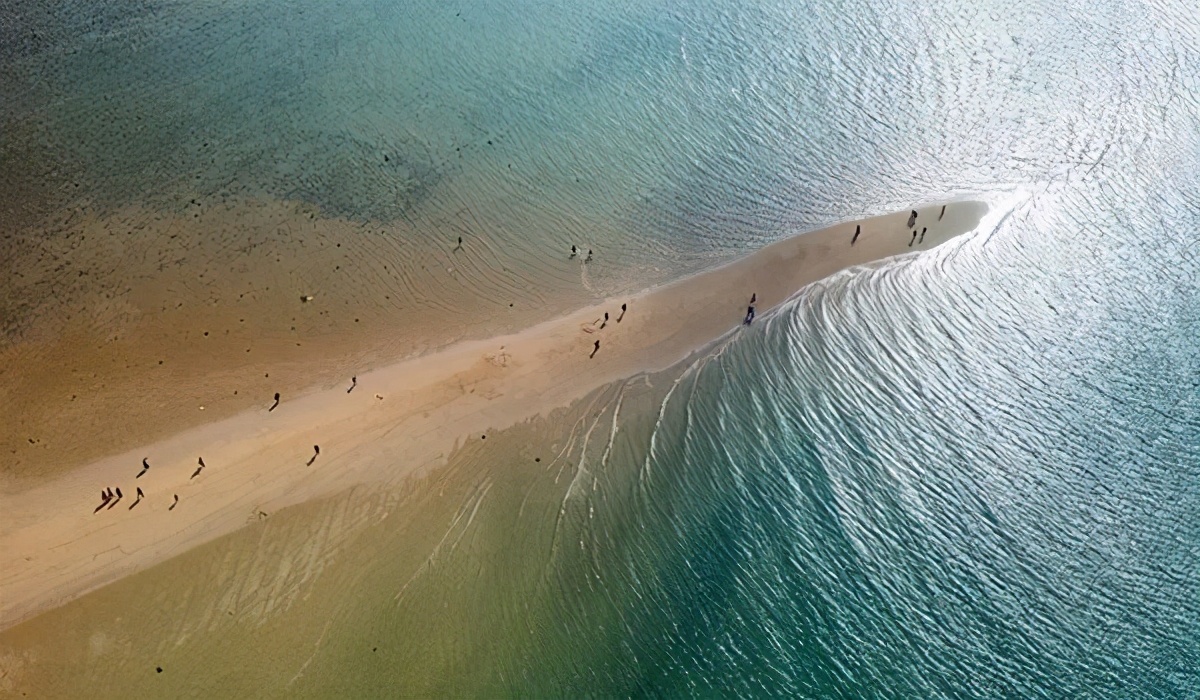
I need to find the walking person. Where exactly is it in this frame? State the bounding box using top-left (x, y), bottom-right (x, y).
top-left (590, 340), bottom-right (600, 359)
top-left (852, 224), bottom-right (860, 245)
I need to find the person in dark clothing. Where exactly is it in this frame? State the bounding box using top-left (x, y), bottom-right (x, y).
top-left (744, 305), bottom-right (756, 325)
top-left (590, 340), bottom-right (600, 359)
top-left (852, 224), bottom-right (860, 245)
top-left (907, 210), bottom-right (918, 228)
top-left (269, 392), bottom-right (280, 412)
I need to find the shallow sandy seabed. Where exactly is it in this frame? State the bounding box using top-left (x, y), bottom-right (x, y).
top-left (0, 199), bottom-right (1000, 696)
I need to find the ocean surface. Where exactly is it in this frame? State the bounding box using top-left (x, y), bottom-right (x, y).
top-left (3, 0), bottom-right (1199, 696)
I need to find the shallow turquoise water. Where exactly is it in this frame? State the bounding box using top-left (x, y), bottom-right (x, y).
top-left (3, 0), bottom-right (1199, 696)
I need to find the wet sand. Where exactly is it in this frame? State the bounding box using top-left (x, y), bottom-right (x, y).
top-left (1, 196), bottom-right (621, 483)
top-left (0, 201), bottom-right (988, 632)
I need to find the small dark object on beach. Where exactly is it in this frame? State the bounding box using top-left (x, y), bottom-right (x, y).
top-left (852, 224), bottom-right (860, 245)
top-left (907, 209), bottom-right (918, 228)
top-left (269, 392), bottom-right (280, 412)
top-left (590, 339), bottom-right (600, 358)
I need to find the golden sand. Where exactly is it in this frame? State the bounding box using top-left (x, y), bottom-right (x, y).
top-left (0, 201), bottom-right (988, 636)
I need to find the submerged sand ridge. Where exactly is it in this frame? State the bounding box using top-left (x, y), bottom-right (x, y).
top-left (0, 201), bottom-right (988, 631)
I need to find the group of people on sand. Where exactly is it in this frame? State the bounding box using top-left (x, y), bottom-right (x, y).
top-left (850, 204), bottom-right (948, 248)
top-left (93, 473), bottom-right (153, 513)
top-left (589, 302), bottom-right (627, 358)
top-left (91, 382), bottom-right (342, 517)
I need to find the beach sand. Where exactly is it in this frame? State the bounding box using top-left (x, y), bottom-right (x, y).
top-left (0, 196), bottom-right (632, 484)
top-left (0, 201), bottom-right (986, 637)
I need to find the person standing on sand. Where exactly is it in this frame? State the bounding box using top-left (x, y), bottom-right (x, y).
top-left (919, 227), bottom-right (926, 244)
top-left (909, 230), bottom-right (917, 247)
top-left (585, 249), bottom-right (593, 263)
top-left (852, 224), bottom-right (860, 245)
top-left (908, 210), bottom-right (918, 228)
top-left (570, 245), bottom-right (578, 259)
top-left (939, 205), bottom-right (946, 221)
top-left (269, 392), bottom-right (280, 412)
top-left (307, 445), bottom-right (320, 466)
top-left (170, 494), bottom-right (179, 511)
top-left (454, 236), bottom-right (463, 252)
top-left (590, 339), bottom-right (600, 358)
top-left (348, 376), bottom-right (357, 393)
top-left (744, 305), bottom-right (756, 325)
